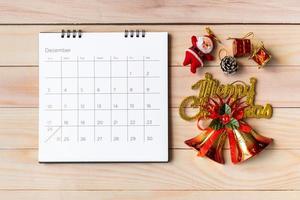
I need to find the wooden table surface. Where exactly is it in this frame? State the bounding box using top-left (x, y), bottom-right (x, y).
top-left (0, 1), bottom-right (300, 199)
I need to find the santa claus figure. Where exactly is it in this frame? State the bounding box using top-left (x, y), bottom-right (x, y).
top-left (183, 28), bottom-right (219, 73)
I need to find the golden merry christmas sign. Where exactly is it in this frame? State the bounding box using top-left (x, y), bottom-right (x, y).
top-left (179, 73), bottom-right (272, 121)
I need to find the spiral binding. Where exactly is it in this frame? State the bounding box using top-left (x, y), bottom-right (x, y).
top-left (61, 29), bottom-right (145, 38)
top-left (61, 29), bottom-right (82, 38)
top-left (124, 29), bottom-right (145, 38)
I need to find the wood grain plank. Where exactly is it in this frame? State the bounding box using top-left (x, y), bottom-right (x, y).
top-left (1, 66), bottom-right (299, 108)
top-left (0, 108), bottom-right (297, 149)
top-left (1, 1), bottom-right (300, 24)
top-left (0, 67), bottom-right (37, 107)
top-left (0, 25), bottom-right (300, 66)
top-left (0, 149), bottom-right (299, 190)
top-left (0, 108), bottom-right (36, 149)
top-left (0, 191), bottom-right (299, 200)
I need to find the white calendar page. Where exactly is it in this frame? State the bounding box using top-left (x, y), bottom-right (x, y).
top-left (39, 32), bottom-right (168, 162)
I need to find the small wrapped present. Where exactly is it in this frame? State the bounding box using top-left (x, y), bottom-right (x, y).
top-left (250, 42), bottom-right (271, 68)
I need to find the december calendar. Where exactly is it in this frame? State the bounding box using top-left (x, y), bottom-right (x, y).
top-left (39, 30), bottom-right (168, 162)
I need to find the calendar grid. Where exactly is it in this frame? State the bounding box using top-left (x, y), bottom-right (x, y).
top-left (126, 56), bottom-right (129, 142)
top-left (93, 56), bottom-right (96, 143)
top-left (45, 108), bottom-right (160, 111)
top-left (109, 56), bottom-right (112, 142)
top-left (43, 57), bottom-right (162, 144)
top-left (46, 76), bottom-right (160, 79)
top-left (46, 92), bottom-right (160, 95)
top-left (45, 125), bottom-right (161, 127)
top-left (60, 56), bottom-right (63, 143)
top-left (45, 59), bottom-right (161, 62)
top-left (77, 56), bottom-right (79, 142)
top-left (143, 56), bottom-right (145, 142)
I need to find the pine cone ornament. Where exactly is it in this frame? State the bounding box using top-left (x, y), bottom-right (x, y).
top-left (220, 56), bottom-right (238, 74)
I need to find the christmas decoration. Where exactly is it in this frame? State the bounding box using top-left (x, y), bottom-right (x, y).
top-left (183, 27), bottom-right (220, 74)
top-left (227, 32), bottom-right (253, 57)
top-left (219, 49), bottom-right (239, 75)
top-left (179, 73), bottom-right (273, 164)
top-left (220, 56), bottom-right (238, 74)
top-left (250, 42), bottom-right (271, 68)
top-left (179, 73), bottom-right (273, 121)
top-left (184, 95), bottom-right (273, 164)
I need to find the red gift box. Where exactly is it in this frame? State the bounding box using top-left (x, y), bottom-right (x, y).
top-left (250, 44), bottom-right (271, 68)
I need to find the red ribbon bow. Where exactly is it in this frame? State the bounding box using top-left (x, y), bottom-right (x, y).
top-left (185, 96), bottom-right (273, 164)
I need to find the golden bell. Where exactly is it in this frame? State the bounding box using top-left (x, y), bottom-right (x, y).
top-left (228, 128), bottom-right (273, 164)
top-left (185, 128), bottom-right (227, 164)
top-left (185, 127), bottom-right (272, 164)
